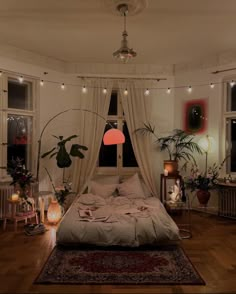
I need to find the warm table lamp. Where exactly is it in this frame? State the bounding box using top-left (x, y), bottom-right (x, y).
top-left (198, 134), bottom-right (216, 174)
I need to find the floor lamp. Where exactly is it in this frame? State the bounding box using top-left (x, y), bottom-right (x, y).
top-left (198, 134), bottom-right (216, 174)
top-left (36, 108), bottom-right (125, 181)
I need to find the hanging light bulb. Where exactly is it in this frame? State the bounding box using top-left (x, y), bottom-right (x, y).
top-left (61, 83), bottom-right (65, 90)
top-left (166, 88), bottom-right (171, 94)
top-left (230, 80), bottom-right (235, 87)
top-left (113, 4), bottom-right (137, 63)
top-left (144, 88), bottom-right (150, 96)
top-left (187, 86), bottom-right (192, 93)
top-left (124, 88), bottom-right (128, 96)
top-left (40, 80), bottom-right (44, 86)
top-left (210, 83), bottom-right (215, 89)
top-left (18, 76), bottom-right (24, 83)
top-left (102, 87), bottom-right (107, 94)
top-left (82, 85), bottom-right (88, 93)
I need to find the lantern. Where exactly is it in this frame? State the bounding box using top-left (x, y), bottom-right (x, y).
top-left (47, 200), bottom-right (61, 224)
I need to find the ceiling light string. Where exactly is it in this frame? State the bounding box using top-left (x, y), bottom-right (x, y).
top-left (0, 67), bottom-right (225, 93)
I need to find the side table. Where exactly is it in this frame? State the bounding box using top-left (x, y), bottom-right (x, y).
top-left (165, 198), bottom-right (192, 239)
top-left (3, 199), bottom-right (38, 231)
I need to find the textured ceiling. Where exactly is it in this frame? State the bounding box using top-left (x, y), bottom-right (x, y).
top-left (0, 0), bottom-right (236, 66)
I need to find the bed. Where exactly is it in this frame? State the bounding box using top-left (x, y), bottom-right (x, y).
top-left (56, 173), bottom-right (180, 247)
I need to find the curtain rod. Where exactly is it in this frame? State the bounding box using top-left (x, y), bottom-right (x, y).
top-left (212, 68), bottom-right (236, 74)
top-left (77, 75), bottom-right (167, 81)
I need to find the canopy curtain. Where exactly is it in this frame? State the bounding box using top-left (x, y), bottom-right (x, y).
top-left (72, 79), bottom-right (113, 193)
top-left (118, 80), bottom-right (158, 197)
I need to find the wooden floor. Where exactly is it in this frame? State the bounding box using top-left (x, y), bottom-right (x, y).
top-left (0, 211), bottom-right (236, 294)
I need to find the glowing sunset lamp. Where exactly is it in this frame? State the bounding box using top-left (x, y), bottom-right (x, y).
top-left (198, 135), bottom-right (216, 174)
top-left (47, 200), bottom-right (62, 224)
top-left (103, 129), bottom-right (125, 145)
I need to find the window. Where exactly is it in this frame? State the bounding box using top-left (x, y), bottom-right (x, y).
top-left (0, 74), bottom-right (37, 180)
top-left (98, 90), bottom-right (138, 174)
top-left (224, 81), bottom-right (236, 173)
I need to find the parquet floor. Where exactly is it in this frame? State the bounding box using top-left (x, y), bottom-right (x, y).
top-left (0, 211), bottom-right (235, 294)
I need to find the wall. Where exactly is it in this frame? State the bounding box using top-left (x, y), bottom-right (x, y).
top-left (173, 65), bottom-right (236, 210)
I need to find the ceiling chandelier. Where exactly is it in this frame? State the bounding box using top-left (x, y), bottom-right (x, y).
top-left (113, 3), bottom-right (137, 63)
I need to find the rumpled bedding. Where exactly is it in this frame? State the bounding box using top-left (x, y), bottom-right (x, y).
top-left (56, 194), bottom-right (180, 247)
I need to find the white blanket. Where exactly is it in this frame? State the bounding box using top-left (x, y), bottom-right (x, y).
top-left (56, 194), bottom-right (180, 247)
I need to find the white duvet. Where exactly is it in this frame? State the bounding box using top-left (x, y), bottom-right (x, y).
top-left (56, 194), bottom-right (180, 247)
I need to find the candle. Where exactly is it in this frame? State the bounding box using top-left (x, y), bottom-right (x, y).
top-left (11, 193), bottom-right (19, 201)
top-left (164, 169), bottom-right (168, 176)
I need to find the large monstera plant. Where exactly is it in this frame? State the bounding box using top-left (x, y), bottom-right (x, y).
top-left (41, 135), bottom-right (88, 177)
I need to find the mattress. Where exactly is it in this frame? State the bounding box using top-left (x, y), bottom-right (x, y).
top-left (56, 194), bottom-right (180, 247)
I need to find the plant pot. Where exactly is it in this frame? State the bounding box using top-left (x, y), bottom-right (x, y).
top-left (196, 190), bottom-right (211, 206)
top-left (164, 160), bottom-right (179, 176)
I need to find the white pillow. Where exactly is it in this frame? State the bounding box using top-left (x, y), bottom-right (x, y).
top-left (88, 175), bottom-right (120, 192)
top-left (77, 193), bottom-right (106, 206)
top-left (117, 173), bottom-right (146, 199)
top-left (90, 181), bottom-right (117, 198)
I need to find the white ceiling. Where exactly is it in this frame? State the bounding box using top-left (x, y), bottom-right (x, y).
top-left (0, 0), bottom-right (236, 67)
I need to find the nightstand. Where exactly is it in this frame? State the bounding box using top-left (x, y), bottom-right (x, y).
top-left (165, 198), bottom-right (192, 239)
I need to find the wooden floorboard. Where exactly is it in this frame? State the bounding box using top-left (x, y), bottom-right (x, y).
top-left (0, 211), bottom-right (235, 294)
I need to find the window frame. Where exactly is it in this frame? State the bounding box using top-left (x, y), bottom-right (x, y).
top-left (0, 73), bottom-right (38, 181)
top-left (223, 77), bottom-right (236, 175)
top-left (96, 89), bottom-right (139, 176)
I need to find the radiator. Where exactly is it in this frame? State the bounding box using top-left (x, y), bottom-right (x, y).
top-left (0, 182), bottom-right (39, 219)
top-left (218, 188), bottom-right (236, 219)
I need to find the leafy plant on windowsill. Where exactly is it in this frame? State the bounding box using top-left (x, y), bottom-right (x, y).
top-left (184, 156), bottom-right (230, 192)
top-left (7, 157), bottom-right (34, 205)
top-left (135, 123), bottom-right (203, 166)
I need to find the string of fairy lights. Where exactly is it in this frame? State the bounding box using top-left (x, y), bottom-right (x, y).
top-left (1, 69), bottom-right (236, 96)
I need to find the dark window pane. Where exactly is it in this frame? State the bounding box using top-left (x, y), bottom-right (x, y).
top-left (229, 119), bottom-right (236, 172)
top-left (122, 122), bottom-right (138, 167)
top-left (7, 114), bottom-right (32, 169)
top-left (99, 122), bottom-right (117, 167)
top-left (108, 91), bottom-right (117, 115)
top-left (8, 79), bottom-right (32, 110)
top-left (227, 83), bottom-right (236, 111)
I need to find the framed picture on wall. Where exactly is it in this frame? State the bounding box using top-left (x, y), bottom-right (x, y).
top-left (183, 98), bottom-right (208, 134)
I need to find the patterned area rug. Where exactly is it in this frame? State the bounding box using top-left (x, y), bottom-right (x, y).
top-left (35, 245), bottom-right (205, 285)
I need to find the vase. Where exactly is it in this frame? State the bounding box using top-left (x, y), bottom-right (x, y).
top-left (196, 190), bottom-right (211, 206)
top-left (164, 160), bottom-right (179, 176)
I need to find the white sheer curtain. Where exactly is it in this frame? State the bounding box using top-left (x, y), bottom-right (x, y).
top-left (72, 79), bottom-right (113, 193)
top-left (118, 80), bottom-right (158, 197)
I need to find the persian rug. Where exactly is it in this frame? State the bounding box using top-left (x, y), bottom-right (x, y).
top-left (35, 245), bottom-right (205, 285)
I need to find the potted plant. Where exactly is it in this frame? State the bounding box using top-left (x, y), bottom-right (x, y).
top-left (184, 156), bottom-right (229, 206)
top-left (7, 157), bottom-right (34, 209)
top-left (41, 134), bottom-right (88, 182)
top-left (135, 123), bottom-right (203, 175)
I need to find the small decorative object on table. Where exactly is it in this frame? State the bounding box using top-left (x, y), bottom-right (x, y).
top-left (44, 168), bottom-right (73, 224)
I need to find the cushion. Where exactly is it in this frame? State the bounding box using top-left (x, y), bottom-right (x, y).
top-left (90, 181), bottom-right (117, 198)
top-left (88, 175), bottom-right (120, 192)
top-left (117, 173), bottom-right (146, 199)
top-left (77, 193), bottom-right (106, 206)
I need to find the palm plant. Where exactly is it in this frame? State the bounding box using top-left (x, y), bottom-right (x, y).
top-left (135, 123), bottom-right (202, 165)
